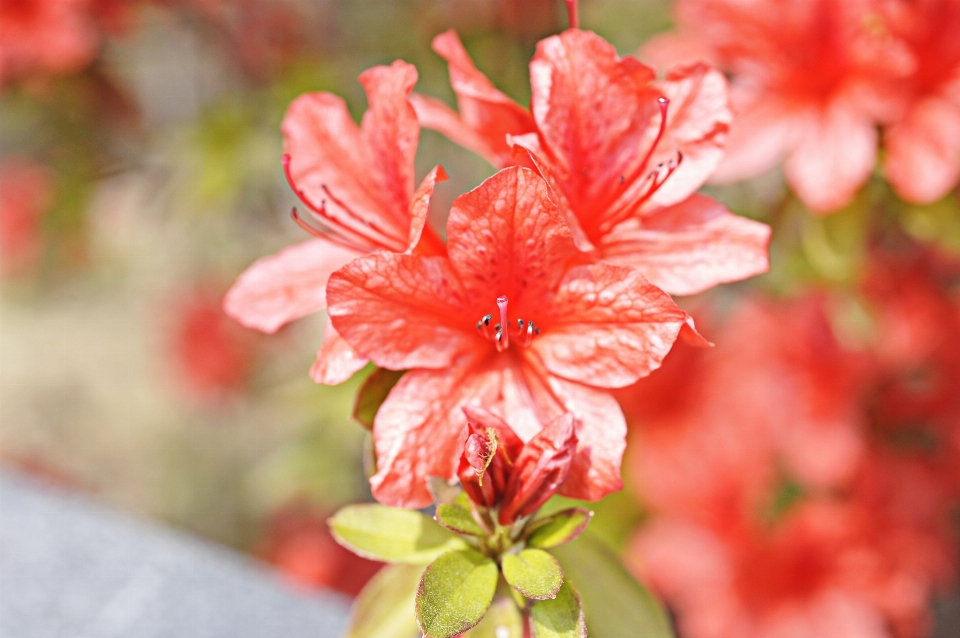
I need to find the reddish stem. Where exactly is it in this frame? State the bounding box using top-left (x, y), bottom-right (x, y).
top-left (565, 0), bottom-right (579, 29)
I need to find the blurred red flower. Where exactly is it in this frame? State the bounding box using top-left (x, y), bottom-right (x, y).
top-left (645, 0), bottom-right (907, 213)
top-left (0, 0), bottom-right (99, 85)
top-left (223, 60), bottom-right (446, 384)
top-left (414, 28), bottom-right (770, 296)
top-left (255, 504), bottom-right (382, 597)
top-left (327, 167), bottom-right (696, 508)
top-left (0, 157), bottom-right (53, 278)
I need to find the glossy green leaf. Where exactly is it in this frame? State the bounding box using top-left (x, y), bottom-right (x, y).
top-left (530, 581), bottom-right (585, 638)
top-left (435, 504), bottom-right (486, 536)
top-left (346, 563), bottom-right (423, 638)
top-left (330, 504), bottom-right (467, 564)
top-left (525, 508), bottom-right (593, 549)
top-left (551, 537), bottom-right (675, 638)
top-left (463, 596), bottom-right (524, 638)
top-left (353, 368), bottom-right (405, 430)
top-left (502, 549), bottom-right (564, 600)
top-left (416, 549), bottom-right (499, 638)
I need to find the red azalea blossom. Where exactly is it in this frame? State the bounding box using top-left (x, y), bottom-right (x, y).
top-left (0, 157), bottom-right (53, 278)
top-left (412, 28), bottom-right (770, 296)
top-left (223, 60), bottom-right (446, 384)
top-left (645, 0), bottom-right (906, 213)
top-left (881, 0), bottom-right (960, 203)
top-left (457, 406), bottom-right (577, 525)
top-left (327, 166), bottom-right (697, 508)
top-left (0, 0), bottom-right (100, 85)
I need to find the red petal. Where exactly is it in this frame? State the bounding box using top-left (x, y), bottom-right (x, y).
top-left (409, 93), bottom-right (504, 168)
top-left (431, 30), bottom-right (536, 167)
top-left (406, 165), bottom-right (447, 256)
top-left (460, 405), bottom-right (525, 461)
top-left (223, 238), bottom-right (362, 334)
top-left (326, 251), bottom-right (476, 370)
top-left (445, 166), bottom-right (580, 308)
top-left (648, 63), bottom-right (732, 207)
top-left (597, 194), bottom-right (771, 296)
top-left (310, 317), bottom-right (369, 385)
top-left (532, 262), bottom-right (690, 387)
top-left (498, 412), bottom-right (578, 523)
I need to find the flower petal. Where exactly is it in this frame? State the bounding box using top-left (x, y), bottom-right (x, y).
top-left (326, 251), bottom-right (476, 370)
top-left (648, 63), bottom-right (732, 207)
top-left (406, 165), bottom-right (448, 255)
top-left (445, 166), bottom-right (580, 310)
top-left (409, 93), bottom-right (504, 168)
top-left (597, 194), bottom-right (771, 296)
top-left (430, 30), bottom-right (536, 167)
top-left (884, 94), bottom-right (960, 205)
top-left (710, 95), bottom-right (798, 184)
top-left (532, 262), bottom-right (689, 388)
top-left (310, 317), bottom-right (369, 385)
top-left (783, 104), bottom-right (877, 214)
top-left (223, 238), bottom-right (362, 334)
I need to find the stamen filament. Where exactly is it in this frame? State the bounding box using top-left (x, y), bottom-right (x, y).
top-left (497, 296), bottom-right (509, 350)
top-left (566, 0), bottom-right (579, 29)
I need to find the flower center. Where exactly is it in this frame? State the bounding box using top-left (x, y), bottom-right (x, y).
top-left (476, 295), bottom-right (540, 352)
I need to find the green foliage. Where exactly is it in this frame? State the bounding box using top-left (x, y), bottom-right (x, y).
top-left (530, 581), bottom-right (586, 638)
top-left (551, 537), bottom-right (675, 638)
top-left (416, 549), bottom-right (499, 638)
top-left (502, 549), bottom-right (564, 600)
top-left (525, 508), bottom-right (593, 549)
top-left (353, 368), bottom-right (406, 430)
top-left (435, 503), bottom-right (487, 536)
top-left (346, 564), bottom-right (423, 638)
top-left (330, 504), bottom-right (466, 564)
top-left (462, 596), bottom-right (524, 638)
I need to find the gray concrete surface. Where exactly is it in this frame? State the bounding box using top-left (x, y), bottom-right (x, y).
top-left (0, 470), bottom-right (350, 638)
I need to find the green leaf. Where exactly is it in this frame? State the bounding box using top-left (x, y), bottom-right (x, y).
top-left (436, 504), bottom-right (486, 536)
top-left (330, 504), bottom-right (467, 564)
top-left (353, 368), bottom-right (405, 430)
top-left (346, 563), bottom-right (423, 638)
top-left (416, 549), bottom-right (499, 638)
top-left (526, 508), bottom-right (593, 549)
top-left (463, 596), bottom-right (524, 638)
top-left (551, 537), bottom-right (675, 638)
top-left (530, 581), bottom-right (586, 638)
top-left (502, 549), bottom-right (564, 600)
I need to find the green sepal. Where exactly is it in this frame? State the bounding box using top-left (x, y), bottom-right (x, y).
top-left (416, 549), bottom-right (499, 638)
top-left (435, 503), bottom-right (486, 536)
top-left (525, 508), bottom-right (593, 549)
top-left (462, 596), bottom-right (524, 638)
top-left (352, 368), bottom-right (405, 430)
top-left (501, 549), bottom-right (564, 600)
top-left (329, 504), bottom-right (466, 564)
top-left (345, 563), bottom-right (423, 638)
top-left (551, 537), bottom-right (675, 638)
top-left (530, 581), bottom-right (586, 638)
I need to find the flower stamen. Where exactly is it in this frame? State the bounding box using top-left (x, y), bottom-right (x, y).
top-left (476, 296), bottom-right (540, 351)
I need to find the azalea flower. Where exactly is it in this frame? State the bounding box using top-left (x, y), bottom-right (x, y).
top-left (223, 60), bottom-right (446, 384)
top-left (327, 166), bottom-right (697, 508)
top-left (411, 28), bottom-right (770, 296)
top-left (457, 406), bottom-right (577, 525)
top-left (881, 0), bottom-right (960, 203)
top-left (644, 0), bottom-right (906, 213)
top-left (0, 0), bottom-right (99, 85)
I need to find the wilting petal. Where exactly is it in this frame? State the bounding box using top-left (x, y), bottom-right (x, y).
top-left (884, 94), bottom-right (960, 204)
top-left (532, 262), bottom-right (689, 388)
top-left (498, 412), bottom-right (577, 523)
top-left (529, 30), bottom-right (659, 216)
top-left (783, 104), bottom-right (877, 214)
top-left (223, 238), bottom-right (362, 334)
top-left (327, 252), bottom-right (475, 370)
top-left (445, 167), bottom-right (580, 307)
top-left (598, 194), bottom-right (771, 296)
top-left (430, 30), bottom-right (536, 167)
top-left (649, 63), bottom-right (732, 207)
top-left (310, 317), bottom-right (369, 385)
top-left (406, 165), bottom-right (448, 255)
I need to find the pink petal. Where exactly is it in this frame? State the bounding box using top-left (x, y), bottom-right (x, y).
top-left (409, 93), bottom-right (504, 167)
top-left (598, 194), bottom-right (771, 296)
top-left (223, 238), bottom-right (362, 334)
top-left (310, 318), bottom-right (369, 385)
top-left (884, 94), bottom-right (960, 204)
top-left (710, 95), bottom-right (798, 184)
